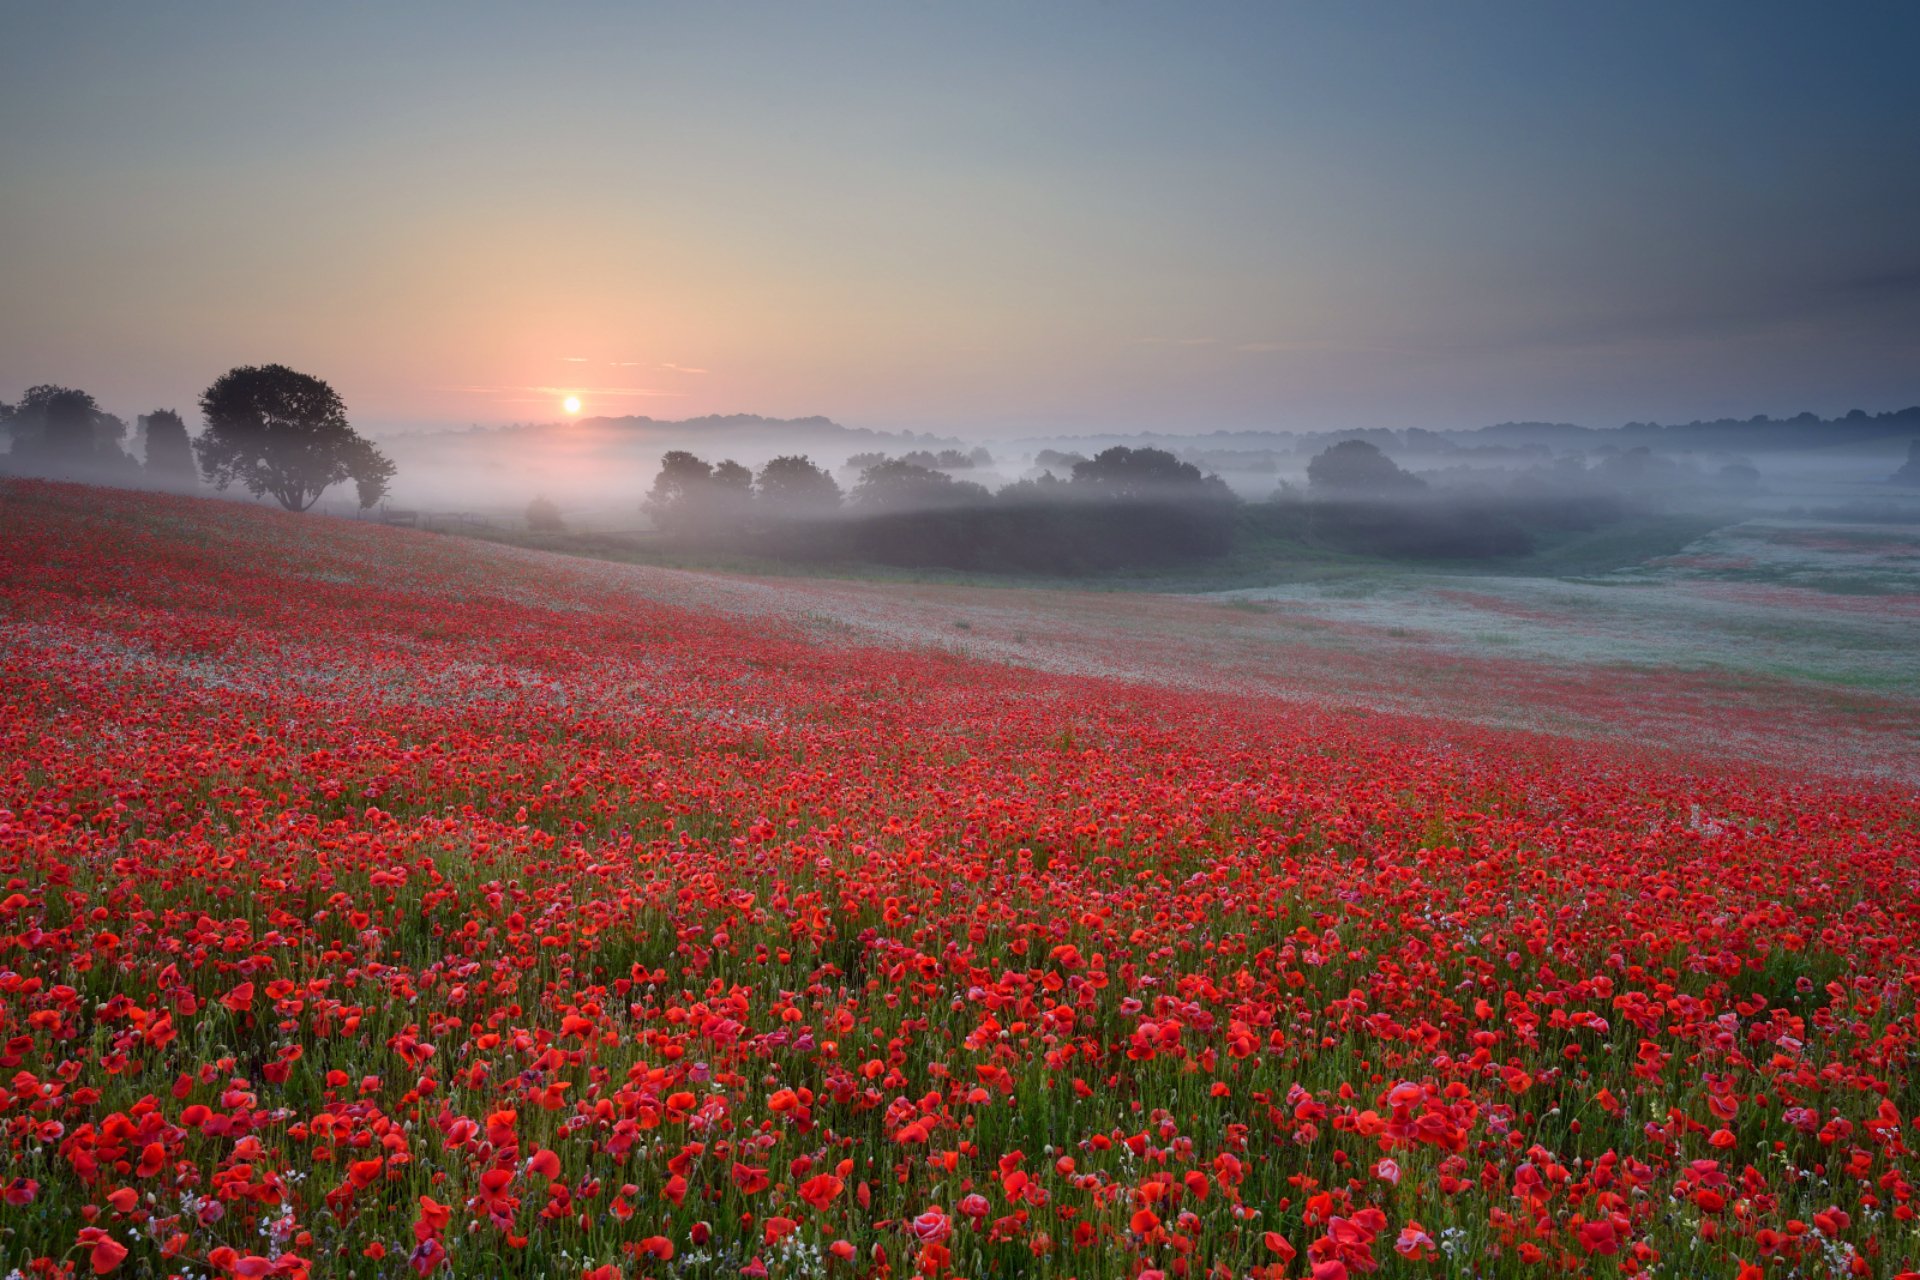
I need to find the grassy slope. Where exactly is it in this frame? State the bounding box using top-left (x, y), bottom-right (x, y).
top-left (460, 510), bottom-right (1733, 594)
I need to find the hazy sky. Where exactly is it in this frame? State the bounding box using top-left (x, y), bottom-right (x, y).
top-left (3, 2), bottom-right (1918, 438)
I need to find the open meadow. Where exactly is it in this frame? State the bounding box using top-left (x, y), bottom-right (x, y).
top-left (2, 480), bottom-right (1918, 1279)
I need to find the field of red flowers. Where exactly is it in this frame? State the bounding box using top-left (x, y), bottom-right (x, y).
top-left (2, 480), bottom-right (1917, 1279)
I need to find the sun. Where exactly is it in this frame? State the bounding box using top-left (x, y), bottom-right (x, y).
top-left (562, 395), bottom-right (582, 415)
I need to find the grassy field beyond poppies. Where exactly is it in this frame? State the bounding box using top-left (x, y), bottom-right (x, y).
top-left (2, 481), bottom-right (1916, 1279)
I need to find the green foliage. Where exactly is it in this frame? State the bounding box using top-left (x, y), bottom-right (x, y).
top-left (756, 455), bottom-right (842, 515)
top-left (1306, 439), bottom-right (1425, 496)
top-left (194, 364), bottom-right (395, 511)
top-left (4, 385), bottom-right (130, 470)
top-left (140, 408), bottom-right (197, 485)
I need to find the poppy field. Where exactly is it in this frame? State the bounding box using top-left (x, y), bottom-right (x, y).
top-left (1, 480), bottom-right (1917, 1279)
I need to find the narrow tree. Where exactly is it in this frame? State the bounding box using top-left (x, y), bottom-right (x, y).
top-left (194, 365), bottom-right (394, 511)
top-left (709, 458), bottom-right (755, 525)
top-left (141, 409), bottom-right (197, 486)
top-left (1890, 439), bottom-right (1920, 487)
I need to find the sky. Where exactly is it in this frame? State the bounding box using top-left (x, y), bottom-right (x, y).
top-left (3, 1), bottom-right (1918, 439)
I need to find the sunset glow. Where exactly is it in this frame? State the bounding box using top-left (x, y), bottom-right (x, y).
top-left (562, 395), bottom-right (581, 415)
top-left (2, 6), bottom-right (1914, 437)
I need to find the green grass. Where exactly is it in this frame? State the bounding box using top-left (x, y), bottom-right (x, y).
top-left (453, 510), bottom-right (1788, 604)
top-left (1482, 514), bottom-right (1731, 578)
top-left (460, 521), bottom-right (1387, 594)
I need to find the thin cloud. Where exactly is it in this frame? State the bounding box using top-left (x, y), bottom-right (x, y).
top-left (660, 363), bottom-right (709, 374)
top-left (559, 356), bottom-right (589, 363)
top-left (1233, 339), bottom-right (1415, 354)
top-left (437, 384), bottom-right (685, 403)
top-left (530, 384), bottom-right (682, 397)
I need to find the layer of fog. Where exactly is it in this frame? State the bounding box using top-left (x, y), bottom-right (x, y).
top-left (6, 403), bottom-right (1919, 540)
top-left (355, 410), bottom-right (1920, 531)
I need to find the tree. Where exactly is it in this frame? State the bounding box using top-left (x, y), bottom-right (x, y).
top-left (643, 452), bottom-right (763, 539)
top-left (644, 450), bottom-right (714, 533)
top-left (44, 386), bottom-right (100, 462)
top-left (7, 385), bottom-right (108, 463)
top-left (707, 459), bottom-right (754, 527)
top-left (526, 496), bottom-right (565, 531)
top-left (1070, 445), bottom-right (1213, 498)
top-left (195, 365), bottom-right (393, 510)
top-left (712, 459), bottom-right (752, 491)
top-left (849, 459), bottom-right (989, 512)
top-left (1892, 439), bottom-right (1920, 487)
top-left (1305, 440), bottom-right (1425, 496)
top-left (756, 455), bottom-right (841, 515)
top-left (141, 409), bottom-right (196, 486)
top-left (1, 385), bottom-right (137, 475)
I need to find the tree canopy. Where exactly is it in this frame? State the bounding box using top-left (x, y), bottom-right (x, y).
top-left (3, 385), bottom-right (129, 469)
top-left (849, 459), bottom-right (990, 512)
top-left (1069, 445), bottom-right (1213, 498)
top-left (1305, 440), bottom-right (1425, 496)
top-left (756, 455), bottom-right (842, 515)
top-left (140, 409), bottom-right (196, 486)
top-left (194, 365), bottom-right (394, 511)
top-left (644, 451), bottom-right (716, 534)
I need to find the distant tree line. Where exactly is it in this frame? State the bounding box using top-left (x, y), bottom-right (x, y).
top-left (1255, 439), bottom-right (1772, 559)
top-left (632, 436), bottom-right (1772, 572)
top-left (1473, 405), bottom-right (1920, 453)
top-left (1, 364), bottom-right (394, 512)
top-left (843, 446), bottom-right (994, 474)
top-left (640, 446), bottom-right (1239, 572)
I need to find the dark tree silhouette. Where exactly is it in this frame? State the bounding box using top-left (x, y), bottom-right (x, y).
top-left (47, 387), bottom-right (100, 462)
top-left (644, 452), bottom-right (763, 538)
top-left (141, 409), bottom-right (196, 485)
top-left (700, 458), bottom-right (754, 529)
top-left (1305, 440), bottom-right (1425, 495)
top-left (195, 365), bottom-right (394, 510)
top-left (644, 450), bottom-right (715, 533)
top-left (1889, 439), bottom-right (1920, 487)
top-left (526, 496), bottom-right (565, 531)
top-left (756, 455), bottom-right (841, 515)
top-left (849, 459), bottom-right (989, 511)
top-left (9, 385), bottom-right (107, 462)
top-left (1069, 445), bottom-right (1210, 497)
top-left (1302, 440), bottom-right (1532, 558)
